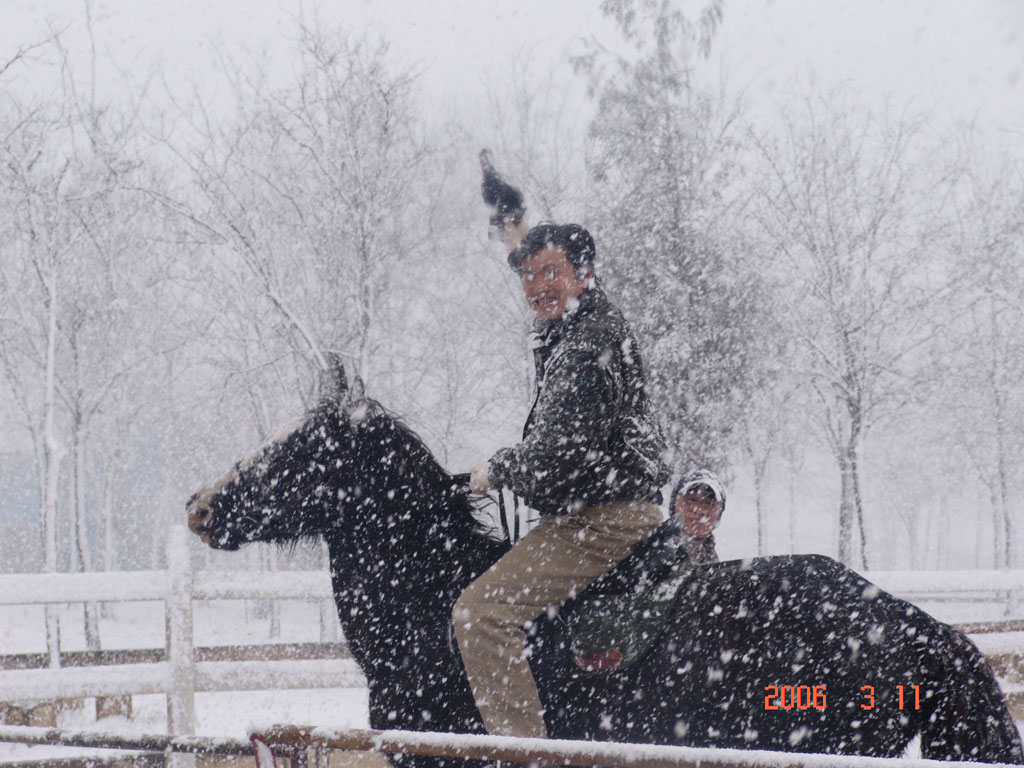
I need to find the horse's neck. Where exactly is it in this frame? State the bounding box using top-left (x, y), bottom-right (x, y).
top-left (332, 495), bottom-right (484, 582)
top-left (326, 413), bottom-right (505, 610)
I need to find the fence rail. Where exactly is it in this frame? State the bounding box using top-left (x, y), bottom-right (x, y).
top-left (253, 726), bottom-right (1024, 768)
top-left (0, 567), bottom-right (336, 604)
top-left (0, 640), bottom-right (351, 671)
top-left (0, 658), bottom-right (364, 702)
top-left (5, 724), bottom-right (1024, 768)
top-left (0, 724), bottom-right (252, 757)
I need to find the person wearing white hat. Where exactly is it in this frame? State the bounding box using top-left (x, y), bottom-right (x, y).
top-left (671, 469), bottom-right (725, 564)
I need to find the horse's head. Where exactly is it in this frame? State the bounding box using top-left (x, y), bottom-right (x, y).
top-left (186, 356), bottom-right (469, 553)
top-left (187, 356), bottom-right (363, 550)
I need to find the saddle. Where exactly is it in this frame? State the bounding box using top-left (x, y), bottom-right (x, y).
top-left (562, 515), bottom-right (694, 673)
top-left (459, 484), bottom-right (694, 675)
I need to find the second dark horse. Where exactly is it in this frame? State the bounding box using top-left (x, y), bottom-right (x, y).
top-left (188, 365), bottom-right (1023, 765)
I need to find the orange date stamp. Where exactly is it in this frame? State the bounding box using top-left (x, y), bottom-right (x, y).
top-left (764, 685), bottom-right (922, 711)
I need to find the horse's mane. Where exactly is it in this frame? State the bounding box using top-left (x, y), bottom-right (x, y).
top-left (351, 399), bottom-right (497, 543)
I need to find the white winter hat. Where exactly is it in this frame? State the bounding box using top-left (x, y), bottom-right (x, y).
top-left (675, 469), bottom-right (726, 507)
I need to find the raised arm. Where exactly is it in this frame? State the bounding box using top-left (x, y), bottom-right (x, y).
top-left (480, 149), bottom-right (529, 253)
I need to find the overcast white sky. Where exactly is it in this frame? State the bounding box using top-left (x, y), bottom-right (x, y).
top-left (3, 0), bottom-right (1022, 147)
top-left (1, 1), bottom-right (1020, 565)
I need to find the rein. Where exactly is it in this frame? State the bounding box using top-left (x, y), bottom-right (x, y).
top-left (452, 473), bottom-right (525, 544)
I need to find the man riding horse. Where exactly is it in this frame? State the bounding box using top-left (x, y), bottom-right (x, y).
top-left (454, 158), bottom-right (676, 738)
top-left (184, 155), bottom-right (1022, 759)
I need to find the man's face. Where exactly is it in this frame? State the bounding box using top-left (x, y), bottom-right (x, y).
top-left (674, 492), bottom-right (723, 539)
top-left (519, 246), bottom-right (589, 321)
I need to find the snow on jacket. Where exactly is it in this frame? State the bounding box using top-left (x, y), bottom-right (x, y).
top-left (488, 285), bottom-right (670, 517)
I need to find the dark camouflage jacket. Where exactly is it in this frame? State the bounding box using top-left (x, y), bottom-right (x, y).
top-left (488, 286), bottom-right (670, 517)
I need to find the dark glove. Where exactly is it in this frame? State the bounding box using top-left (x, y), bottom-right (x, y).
top-left (480, 149), bottom-right (525, 229)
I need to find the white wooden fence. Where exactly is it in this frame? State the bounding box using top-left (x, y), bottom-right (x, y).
top-left (0, 526), bottom-right (364, 738)
top-left (1, 525), bottom-right (1022, 740)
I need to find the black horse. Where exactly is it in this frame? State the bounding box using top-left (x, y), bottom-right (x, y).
top-left (188, 366), bottom-right (1023, 765)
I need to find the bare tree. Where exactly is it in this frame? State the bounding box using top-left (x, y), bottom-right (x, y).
top-left (736, 351), bottom-right (801, 556)
top-left (0, 35), bottom-right (173, 650)
top-left (170, 24), bottom-right (433, 401)
top-left (0, 32), bottom-right (60, 79)
top-left (750, 86), bottom-right (951, 567)
top-left (941, 135), bottom-right (1024, 569)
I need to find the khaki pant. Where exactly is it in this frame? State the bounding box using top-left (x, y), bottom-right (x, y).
top-left (453, 499), bottom-right (662, 737)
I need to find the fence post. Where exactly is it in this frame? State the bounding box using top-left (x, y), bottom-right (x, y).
top-left (319, 599), bottom-right (339, 642)
top-left (1008, 586), bottom-right (1023, 617)
top-left (45, 607), bottom-right (61, 669)
top-left (166, 525), bottom-right (196, 768)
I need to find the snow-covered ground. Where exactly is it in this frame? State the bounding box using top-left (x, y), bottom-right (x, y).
top-left (1, 597), bottom-right (1021, 764)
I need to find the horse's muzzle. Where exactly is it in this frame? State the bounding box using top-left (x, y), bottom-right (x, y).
top-left (187, 501), bottom-right (211, 537)
top-left (188, 499), bottom-right (247, 551)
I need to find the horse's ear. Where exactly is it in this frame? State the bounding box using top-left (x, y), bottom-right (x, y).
top-left (347, 374), bottom-right (366, 406)
top-left (318, 352), bottom-right (349, 406)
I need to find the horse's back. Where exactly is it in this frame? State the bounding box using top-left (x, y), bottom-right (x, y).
top-left (625, 554), bottom-right (910, 752)
top-left (633, 553), bottom-right (1022, 762)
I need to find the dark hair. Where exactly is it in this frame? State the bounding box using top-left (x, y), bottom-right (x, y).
top-left (507, 222), bottom-right (597, 277)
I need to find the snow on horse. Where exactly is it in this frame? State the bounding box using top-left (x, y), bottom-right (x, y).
top-left (187, 363), bottom-right (1023, 766)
